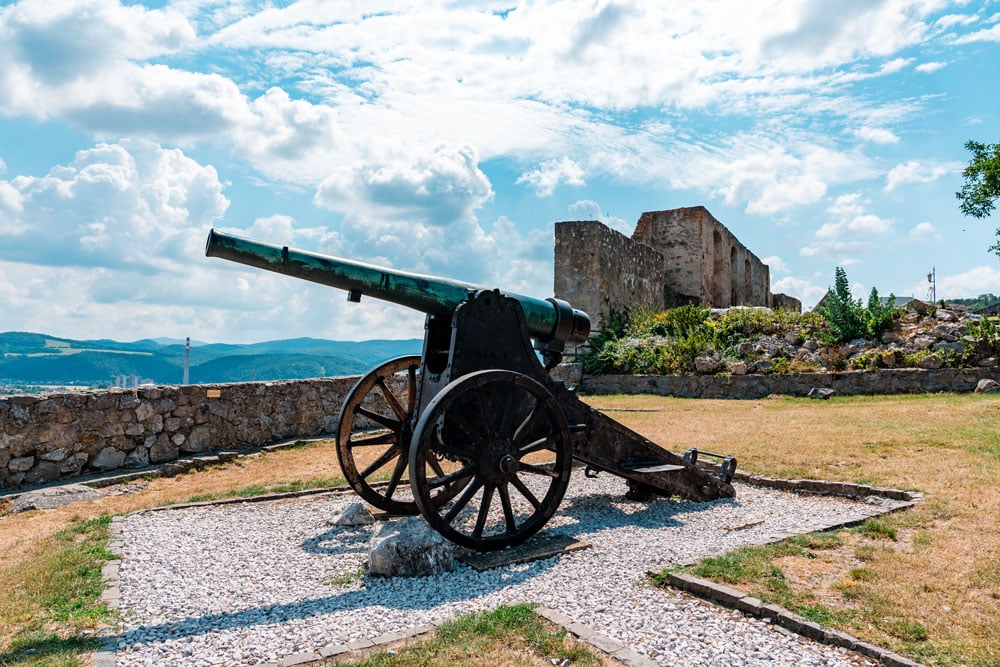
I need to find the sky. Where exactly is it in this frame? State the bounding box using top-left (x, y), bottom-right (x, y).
top-left (1, 0), bottom-right (999, 344)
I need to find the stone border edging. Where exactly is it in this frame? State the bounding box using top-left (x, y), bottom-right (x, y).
top-left (664, 572), bottom-right (922, 667)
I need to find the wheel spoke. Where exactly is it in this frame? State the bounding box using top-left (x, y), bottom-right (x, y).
top-left (511, 402), bottom-right (539, 445)
top-left (473, 484), bottom-right (495, 539)
top-left (406, 365), bottom-right (417, 415)
top-left (356, 406), bottom-right (400, 430)
top-left (427, 454), bottom-right (447, 478)
top-left (497, 386), bottom-right (516, 439)
top-left (376, 378), bottom-right (408, 421)
top-left (497, 483), bottom-right (517, 534)
top-left (444, 411), bottom-right (486, 448)
top-left (348, 431), bottom-right (396, 448)
top-left (443, 478), bottom-right (483, 523)
top-left (519, 462), bottom-right (559, 478)
top-left (359, 444), bottom-right (400, 480)
top-left (510, 475), bottom-right (541, 510)
top-left (383, 451), bottom-right (409, 499)
top-left (519, 433), bottom-right (557, 456)
top-left (427, 464), bottom-right (475, 489)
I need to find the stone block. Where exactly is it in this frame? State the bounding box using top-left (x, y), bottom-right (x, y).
top-left (9, 456), bottom-right (35, 472)
top-left (369, 517), bottom-right (455, 577)
top-left (91, 447), bottom-right (127, 471)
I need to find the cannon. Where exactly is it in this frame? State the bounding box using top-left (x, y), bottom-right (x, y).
top-left (206, 229), bottom-right (736, 551)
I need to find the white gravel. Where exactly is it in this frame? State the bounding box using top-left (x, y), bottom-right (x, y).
top-left (116, 476), bottom-right (905, 666)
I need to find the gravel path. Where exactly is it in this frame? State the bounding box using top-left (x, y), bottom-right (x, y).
top-left (116, 476), bottom-right (906, 666)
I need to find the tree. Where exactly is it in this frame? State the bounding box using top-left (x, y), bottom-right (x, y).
top-left (956, 140), bottom-right (1000, 257)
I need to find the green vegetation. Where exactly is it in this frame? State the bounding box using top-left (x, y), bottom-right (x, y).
top-left (944, 293), bottom-right (1000, 311)
top-left (183, 475), bottom-right (346, 503)
top-left (816, 267), bottom-right (903, 343)
top-left (580, 304), bottom-right (827, 375)
top-left (336, 604), bottom-right (600, 666)
top-left (0, 517), bottom-right (117, 667)
top-left (956, 139), bottom-right (1000, 256)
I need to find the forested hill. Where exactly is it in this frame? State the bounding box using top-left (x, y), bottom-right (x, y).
top-left (0, 332), bottom-right (422, 387)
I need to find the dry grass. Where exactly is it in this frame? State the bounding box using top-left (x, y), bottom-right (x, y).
top-left (589, 392), bottom-right (1000, 667)
top-left (2, 393), bottom-right (998, 666)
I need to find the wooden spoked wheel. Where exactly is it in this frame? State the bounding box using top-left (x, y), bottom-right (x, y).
top-left (409, 370), bottom-right (573, 551)
top-left (337, 355), bottom-right (462, 515)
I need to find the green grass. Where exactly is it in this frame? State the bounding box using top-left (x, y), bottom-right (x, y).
top-left (0, 517), bottom-right (117, 666)
top-left (184, 476), bottom-right (346, 503)
top-left (652, 530), bottom-right (849, 624)
top-left (336, 604), bottom-right (600, 666)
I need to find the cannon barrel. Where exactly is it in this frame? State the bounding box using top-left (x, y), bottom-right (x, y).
top-left (205, 229), bottom-right (591, 348)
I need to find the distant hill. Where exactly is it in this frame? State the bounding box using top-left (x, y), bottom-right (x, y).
top-left (0, 332), bottom-right (421, 387)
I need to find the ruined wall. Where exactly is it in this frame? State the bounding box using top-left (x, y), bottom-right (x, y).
top-left (555, 207), bottom-right (778, 328)
top-left (632, 207), bottom-right (771, 308)
top-left (0, 378), bottom-right (359, 489)
top-left (554, 221), bottom-right (664, 329)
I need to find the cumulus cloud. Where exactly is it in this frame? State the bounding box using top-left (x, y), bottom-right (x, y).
top-left (517, 157), bottom-right (586, 197)
top-left (907, 266), bottom-right (1000, 301)
top-left (915, 61), bottom-right (946, 73)
top-left (885, 160), bottom-right (960, 191)
top-left (0, 139), bottom-right (228, 270)
top-left (761, 255), bottom-right (789, 275)
top-left (674, 137), bottom-right (873, 215)
top-left (566, 200), bottom-right (632, 235)
top-left (771, 275), bottom-right (828, 309)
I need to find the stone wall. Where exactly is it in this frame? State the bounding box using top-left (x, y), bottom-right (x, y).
top-left (554, 221), bottom-right (664, 330)
top-left (631, 206), bottom-right (771, 308)
top-left (554, 206), bottom-right (793, 329)
top-left (582, 367), bottom-right (1000, 399)
top-left (7, 366), bottom-right (996, 491)
top-left (0, 377), bottom-right (359, 490)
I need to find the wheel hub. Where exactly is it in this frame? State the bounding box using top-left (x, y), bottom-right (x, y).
top-left (480, 438), bottom-right (518, 483)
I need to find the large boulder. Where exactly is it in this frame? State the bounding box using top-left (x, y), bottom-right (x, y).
top-left (10, 483), bottom-right (102, 512)
top-left (369, 517), bottom-right (455, 577)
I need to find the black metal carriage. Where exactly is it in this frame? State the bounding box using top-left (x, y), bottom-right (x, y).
top-left (206, 229), bottom-right (735, 551)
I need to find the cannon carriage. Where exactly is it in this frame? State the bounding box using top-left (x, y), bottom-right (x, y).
top-left (206, 229), bottom-right (736, 551)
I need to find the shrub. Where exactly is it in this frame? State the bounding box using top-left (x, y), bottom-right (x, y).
top-left (817, 267), bottom-right (903, 342)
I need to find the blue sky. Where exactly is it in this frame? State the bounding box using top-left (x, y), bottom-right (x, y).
top-left (1, 0), bottom-right (999, 344)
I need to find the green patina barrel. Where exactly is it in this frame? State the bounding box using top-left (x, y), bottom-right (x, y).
top-left (205, 229), bottom-right (591, 348)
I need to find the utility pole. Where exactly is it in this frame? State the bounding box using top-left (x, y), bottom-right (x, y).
top-left (927, 267), bottom-right (936, 304)
top-left (183, 337), bottom-right (190, 385)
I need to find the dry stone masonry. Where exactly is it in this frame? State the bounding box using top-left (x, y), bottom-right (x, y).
top-left (0, 377), bottom-right (357, 489)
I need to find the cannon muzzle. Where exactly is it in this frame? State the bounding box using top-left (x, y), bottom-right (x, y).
top-left (205, 229), bottom-right (591, 348)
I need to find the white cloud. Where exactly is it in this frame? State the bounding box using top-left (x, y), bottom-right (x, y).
top-left (885, 159), bottom-right (960, 191)
top-left (915, 61), bottom-right (947, 73)
top-left (953, 22), bottom-right (1000, 44)
top-left (0, 139), bottom-right (228, 270)
top-left (517, 157), bottom-right (586, 197)
top-left (908, 222), bottom-right (942, 241)
top-left (761, 255), bottom-right (788, 274)
top-left (566, 200), bottom-right (632, 235)
top-left (855, 126), bottom-right (899, 144)
top-left (674, 137), bottom-right (873, 215)
top-left (907, 266), bottom-right (1000, 301)
top-left (771, 275), bottom-right (828, 309)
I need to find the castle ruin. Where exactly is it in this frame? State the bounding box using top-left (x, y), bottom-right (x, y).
top-left (555, 206), bottom-right (799, 329)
